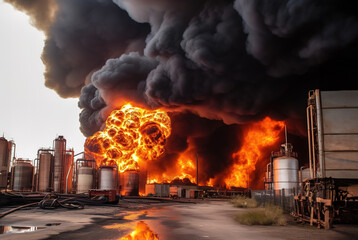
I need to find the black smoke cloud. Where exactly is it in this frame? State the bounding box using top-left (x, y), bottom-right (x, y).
top-left (42, 0), bottom-right (150, 98)
top-left (9, 0), bottom-right (358, 187)
top-left (81, 0), bottom-right (358, 137)
top-left (4, 0), bottom-right (56, 32)
top-left (235, 0), bottom-right (358, 77)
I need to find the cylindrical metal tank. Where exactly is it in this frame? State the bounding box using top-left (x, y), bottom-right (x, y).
top-left (121, 170), bottom-right (139, 196)
top-left (11, 160), bottom-right (34, 191)
top-left (53, 136), bottom-right (66, 192)
top-left (38, 152), bottom-right (53, 192)
top-left (99, 166), bottom-right (117, 190)
top-left (0, 137), bottom-right (12, 188)
top-left (273, 156), bottom-right (299, 190)
top-left (77, 167), bottom-right (95, 193)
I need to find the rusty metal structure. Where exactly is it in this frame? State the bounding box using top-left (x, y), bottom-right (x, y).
top-left (293, 90), bottom-right (358, 229)
top-left (120, 170), bottom-right (139, 196)
top-left (0, 137), bottom-right (15, 189)
top-left (33, 136), bottom-right (74, 193)
top-left (52, 136), bottom-right (74, 193)
top-left (10, 159), bottom-right (34, 191)
top-left (37, 150), bottom-right (54, 192)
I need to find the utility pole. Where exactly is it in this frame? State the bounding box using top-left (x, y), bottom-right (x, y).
top-left (196, 153), bottom-right (199, 186)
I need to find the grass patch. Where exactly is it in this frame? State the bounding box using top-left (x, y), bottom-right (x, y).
top-left (234, 204), bottom-right (287, 226)
top-left (230, 195), bottom-right (258, 208)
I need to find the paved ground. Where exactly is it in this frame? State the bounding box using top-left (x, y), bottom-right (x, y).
top-left (0, 199), bottom-right (358, 239)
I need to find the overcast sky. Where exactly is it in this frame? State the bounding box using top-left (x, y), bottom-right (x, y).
top-left (0, 1), bottom-right (85, 161)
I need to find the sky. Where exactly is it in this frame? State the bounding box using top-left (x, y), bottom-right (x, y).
top-left (0, 1), bottom-right (85, 161)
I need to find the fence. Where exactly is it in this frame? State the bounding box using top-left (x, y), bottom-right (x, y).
top-left (251, 188), bottom-right (298, 212)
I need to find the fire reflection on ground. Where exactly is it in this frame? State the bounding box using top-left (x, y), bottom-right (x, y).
top-left (104, 209), bottom-right (159, 239)
top-left (119, 221), bottom-right (159, 240)
top-left (103, 220), bottom-right (159, 240)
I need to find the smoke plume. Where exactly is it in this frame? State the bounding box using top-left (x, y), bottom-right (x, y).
top-left (9, 0), bottom-right (358, 187)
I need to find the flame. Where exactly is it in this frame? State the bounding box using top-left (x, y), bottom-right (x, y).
top-left (85, 104), bottom-right (171, 172)
top-left (120, 221), bottom-right (159, 240)
top-left (224, 117), bottom-right (284, 188)
top-left (205, 178), bottom-right (214, 187)
top-left (147, 149), bottom-right (197, 184)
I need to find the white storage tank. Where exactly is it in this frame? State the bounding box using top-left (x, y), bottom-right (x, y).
top-left (273, 156), bottom-right (299, 190)
top-left (273, 143), bottom-right (299, 190)
top-left (99, 165), bottom-right (117, 190)
top-left (76, 159), bottom-right (96, 193)
top-left (77, 167), bottom-right (95, 193)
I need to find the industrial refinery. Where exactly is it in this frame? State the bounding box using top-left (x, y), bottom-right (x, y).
top-left (1, 0), bottom-right (358, 238)
top-left (1, 90), bottom-right (357, 234)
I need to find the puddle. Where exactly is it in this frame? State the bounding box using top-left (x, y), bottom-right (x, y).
top-left (103, 221), bottom-right (159, 240)
top-left (121, 221), bottom-right (158, 240)
top-left (0, 225), bottom-right (46, 234)
top-left (45, 223), bottom-right (61, 226)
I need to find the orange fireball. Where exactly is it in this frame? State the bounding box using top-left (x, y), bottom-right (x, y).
top-left (85, 104), bottom-right (171, 172)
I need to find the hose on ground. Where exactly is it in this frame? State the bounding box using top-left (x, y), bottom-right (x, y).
top-left (0, 195), bottom-right (85, 219)
top-left (38, 197), bottom-right (84, 210)
top-left (0, 202), bottom-right (38, 219)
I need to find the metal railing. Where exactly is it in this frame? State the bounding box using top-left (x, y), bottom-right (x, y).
top-left (251, 188), bottom-right (298, 212)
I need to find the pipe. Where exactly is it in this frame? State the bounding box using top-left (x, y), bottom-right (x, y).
top-left (266, 162), bottom-right (271, 190)
top-left (65, 165), bottom-right (72, 194)
top-left (0, 202), bottom-right (38, 219)
top-left (284, 125), bottom-right (288, 154)
top-left (65, 149), bottom-right (74, 194)
top-left (309, 105), bottom-right (316, 178)
top-left (63, 139), bottom-right (67, 192)
top-left (33, 158), bottom-right (39, 192)
top-left (306, 106), bottom-right (313, 179)
top-left (11, 141), bottom-right (16, 162)
top-left (246, 168), bottom-right (249, 189)
top-left (270, 152), bottom-right (274, 190)
top-left (315, 89), bottom-right (325, 178)
top-left (266, 162), bottom-right (271, 180)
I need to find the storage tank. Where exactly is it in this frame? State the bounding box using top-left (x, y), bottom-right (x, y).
top-left (99, 166), bottom-right (117, 190)
top-left (0, 137), bottom-right (13, 188)
top-left (38, 151), bottom-right (53, 192)
top-left (11, 160), bottom-right (34, 191)
top-left (273, 143), bottom-right (299, 190)
top-left (53, 136), bottom-right (66, 192)
top-left (77, 167), bottom-right (95, 193)
top-left (76, 159), bottom-right (96, 194)
top-left (273, 156), bottom-right (299, 190)
top-left (121, 170), bottom-right (139, 196)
